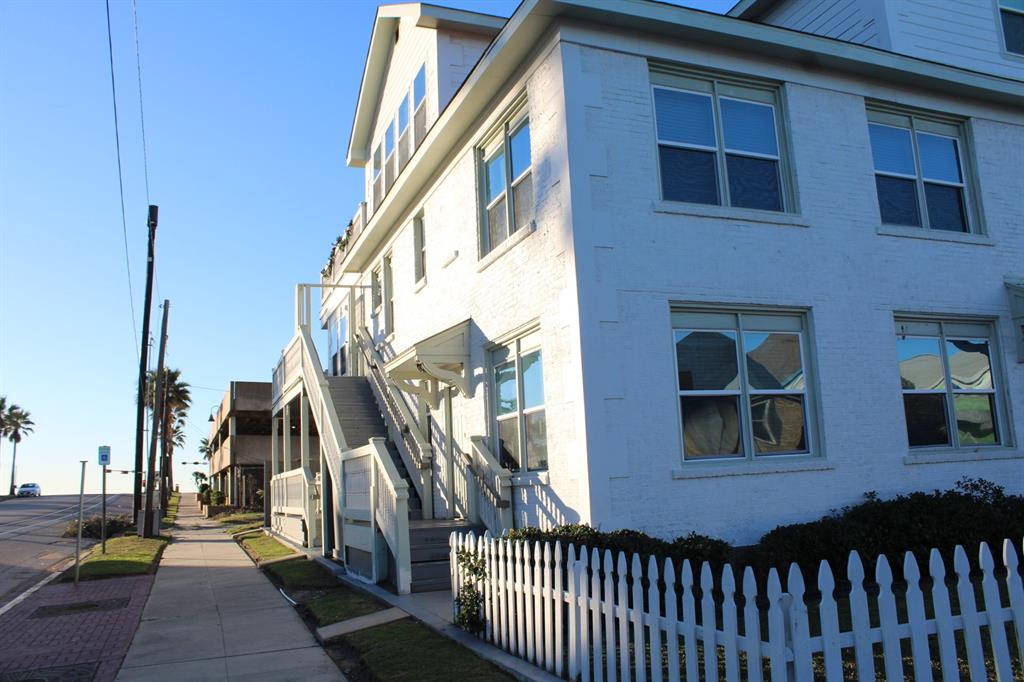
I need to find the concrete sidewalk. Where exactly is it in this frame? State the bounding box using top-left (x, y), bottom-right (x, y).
top-left (116, 496), bottom-right (343, 682)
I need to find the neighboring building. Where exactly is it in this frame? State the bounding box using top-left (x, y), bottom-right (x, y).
top-left (208, 382), bottom-right (273, 508)
top-left (270, 0), bottom-right (1023, 593)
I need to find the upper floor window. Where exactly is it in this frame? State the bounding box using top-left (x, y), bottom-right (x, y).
top-left (652, 70), bottom-right (789, 212)
top-left (1000, 0), bottom-right (1024, 54)
top-left (480, 107), bottom-right (532, 256)
top-left (492, 333), bottom-right (546, 472)
top-left (384, 121), bottom-right (396, 191)
top-left (383, 254), bottom-right (394, 335)
top-left (370, 266), bottom-right (382, 314)
top-left (895, 318), bottom-right (1005, 450)
top-left (372, 144), bottom-right (383, 210)
top-left (413, 65), bottom-right (427, 145)
top-left (673, 309), bottom-right (815, 461)
top-left (867, 108), bottom-right (976, 234)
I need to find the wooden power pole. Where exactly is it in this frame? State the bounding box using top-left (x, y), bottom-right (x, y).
top-left (144, 300), bottom-right (169, 538)
top-left (134, 205), bottom-right (158, 517)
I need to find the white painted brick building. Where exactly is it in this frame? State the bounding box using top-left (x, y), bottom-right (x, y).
top-left (284, 0), bottom-right (1023, 561)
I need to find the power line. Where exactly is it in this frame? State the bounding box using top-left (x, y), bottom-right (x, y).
top-left (104, 0), bottom-right (139, 360)
top-left (130, 0), bottom-right (151, 205)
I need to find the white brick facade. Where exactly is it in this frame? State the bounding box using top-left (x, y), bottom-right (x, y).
top-left (322, 1), bottom-right (1023, 547)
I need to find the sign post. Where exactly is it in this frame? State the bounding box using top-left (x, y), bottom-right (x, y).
top-left (74, 460), bottom-right (87, 586)
top-left (99, 446), bottom-right (111, 554)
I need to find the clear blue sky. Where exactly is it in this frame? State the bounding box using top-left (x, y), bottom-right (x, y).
top-left (0, 0), bottom-right (735, 495)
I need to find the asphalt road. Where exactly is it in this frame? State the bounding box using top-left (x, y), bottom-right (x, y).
top-left (0, 494), bottom-right (132, 607)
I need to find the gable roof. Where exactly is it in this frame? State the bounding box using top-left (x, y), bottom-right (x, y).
top-left (346, 2), bottom-right (505, 166)
top-left (727, 0), bottom-right (783, 19)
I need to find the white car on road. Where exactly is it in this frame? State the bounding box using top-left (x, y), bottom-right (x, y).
top-left (15, 483), bottom-right (41, 497)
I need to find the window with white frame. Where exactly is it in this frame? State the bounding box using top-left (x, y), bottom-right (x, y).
top-left (370, 266), bottom-right (382, 315)
top-left (383, 254), bottom-right (394, 335)
top-left (372, 144), bottom-right (383, 211)
top-left (867, 108), bottom-right (975, 233)
top-left (384, 121), bottom-right (396, 192)
top-left (397, 89), bottom-right (411, 171)
top-left (1000, 0), bottom-right (1024, 54)
top-left (413, 214), bottom-right (426, 284)
top-left (480, 106), bottom-right (532, 256)
top-left (652, 70), bottom-right (789, 212)
top-left (673, 310), bottom-right (814, 461)
top-left (492, 334), bottom-right (546, 472)
top-left (895, 318), bottom-right (1004, 449)
top-left (412, 65), bottom-right (427, 148)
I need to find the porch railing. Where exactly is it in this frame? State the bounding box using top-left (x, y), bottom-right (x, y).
top-left (354, 327), bottom-right (433, 518)
top-left (466, 436), bottom-right (513, 535)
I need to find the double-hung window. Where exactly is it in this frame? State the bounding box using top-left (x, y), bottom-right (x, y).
top-left (384, 122), bottom-right (396, 192)
top-left (1000, 0), bottom-right (1024, 55)
top-left (413, 214), bottom-right (426, 284)
top-left (370, 266), bottom-right (382, 315)
top-left (397, 91), bottom-right (411, 171)
top-left (480, 106), bottom-right (532, 256)
top-left (867, 109), bottom-right (975, 233)
top-left (895, 318), bottom-right (1004, 449)
top-left (652, 70), bottom-right (789, 212)
top-left (382, 254), bottom-right (394, 335)
top-left (412, 65), bottom-right (427, 148)
top-left (673, 309), bottom-right (814, 461)
top-left (492, 334), bottom-right (546, 472)
top-left (372, 144), bottom-right (383, 211)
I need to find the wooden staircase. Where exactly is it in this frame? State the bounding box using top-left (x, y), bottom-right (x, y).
top-left (327, 375), bottom-right (478, 592)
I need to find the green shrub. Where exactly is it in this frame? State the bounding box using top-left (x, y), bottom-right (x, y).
top-left (506, 524), bottom-right (731, 573)
top-left (209, 490), bottom-right (225, 505)
top-left (63, 514), bottom-right (133, 539)
top-left (198, 483), bottom-right (210, 494)
top-left (751, 477), bottom-right (1024, 578)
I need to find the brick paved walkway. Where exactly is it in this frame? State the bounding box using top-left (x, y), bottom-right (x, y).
top-left (0, 574), bottom-right (154, 682)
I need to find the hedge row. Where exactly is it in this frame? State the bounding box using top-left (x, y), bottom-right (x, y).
top-left (63, 514), bottom-right (134, 539)
top-left (506, 478), bottom-right (1023, 578)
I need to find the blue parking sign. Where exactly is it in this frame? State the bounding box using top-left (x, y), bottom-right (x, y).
top-left (98, 446), bottom-right (111, 466)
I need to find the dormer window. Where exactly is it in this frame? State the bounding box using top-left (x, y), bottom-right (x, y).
top-left (1000, 0), bottom-right (1024, 55)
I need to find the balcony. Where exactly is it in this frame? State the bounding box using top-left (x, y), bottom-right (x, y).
top-left (321, 201), bottom-right (367, 284)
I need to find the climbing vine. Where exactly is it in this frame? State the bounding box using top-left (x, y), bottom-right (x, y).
top-left (453, 547), bottom-right (487, 636)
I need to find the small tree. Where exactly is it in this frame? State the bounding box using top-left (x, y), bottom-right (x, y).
top-left (4, 404), bottom-right (34, 496)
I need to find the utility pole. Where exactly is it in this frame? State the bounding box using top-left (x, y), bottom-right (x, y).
top-left (134, 205), bottom-right (158, 517)
top-left (144, 300), bottom-right (169, 538)
top-left (159, 378), bottom-right (169, 512)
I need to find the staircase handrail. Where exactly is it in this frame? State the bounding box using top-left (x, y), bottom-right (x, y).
top-left (469, 435), bottom-right (514, 534)
top-left (354, 328), bottom-right (433, 471)
top-left (368, 437), bottom-right (412, 593)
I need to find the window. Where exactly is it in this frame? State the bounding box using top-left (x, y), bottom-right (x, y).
top-left (372, 144), bottom-right (383, 210)
top-left (480, 109), bottom-right (532, 256)
top-left (383, 254), bottom-right (394, 334)
top-left (652, 70), bottom-right (789, 212)
top-left (867, 109), bottom-right (974, 233)
top-left (673, 309), bottom-right (814, 461)
top-left (398, 93), bottom-right (411, 171)
top-left (895, 318), bottom-right (1004, 449)
top-left (384, 122), bottom-right (396, 191)
top-left (413, 214), bottom-right (426, 284)
top-left (492, 334), bottom-right (546, 472)
top-left (1000, 0), bottom-right (1024, 55)
top-left (370, 266), bottom-right (382, 314)
top-left (413, 65), bottom-right (426, 147)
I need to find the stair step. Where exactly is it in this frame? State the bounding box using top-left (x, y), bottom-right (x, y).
top-left (410, 544), bottom-right (451, 563)
top-left (410, 559), bottom-right (450, 580)
top-left (410, 578), bottom-right (451, 593)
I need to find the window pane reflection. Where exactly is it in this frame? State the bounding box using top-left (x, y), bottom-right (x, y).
top-left (946, 339), bottom-right (992, 390)
top-left (525, 411), bottom-right (547, 470)
top-left (498, 417), bottom-right (520, 471)
top-left (521, 350), bottom-right (544, 409)
top-left (495, 361), bottom-right (517, 416)
top-left (750, 394), bottom-right (807, 454)
top-left (954, 394), bottom-right (997, 445)
top-left (681, 396), bottom-right (742, 458)
top-left (745, 332), bottom-right (804, 390)
top-left (897, 337), bottom-right (945, 389)
top-left (676, 330), bottom-right (739, 391)
top-left (903, 393), bottom-right (949, 447)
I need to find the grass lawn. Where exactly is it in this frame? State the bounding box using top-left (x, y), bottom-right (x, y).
top-left (216, 511), bottom-right (264, 525)
top-left (161, 492), bottom-right (181, 528)
top-left (66, 535), bottom-right (169, 581)
top-left (304, 586), bottom-right (387, 627)
top-left (240, 534), bottom-right (297, 563)
top-left (265, 558), bottom-right (338, 590)
top-left (225, 521), bottom-right (264, 535)
top-left (342, 619), bottom-right (512, 681)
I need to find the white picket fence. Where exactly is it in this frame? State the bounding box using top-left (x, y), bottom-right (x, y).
top-left (450, 533), bottom-right (1024, 681)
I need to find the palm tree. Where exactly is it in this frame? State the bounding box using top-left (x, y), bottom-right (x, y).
top-left (198, 437), bottom-right (213, 460)
top-left (145, 368), bottom-right (191, 501)
top-left (5, 405), bottom-right (34, 495)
